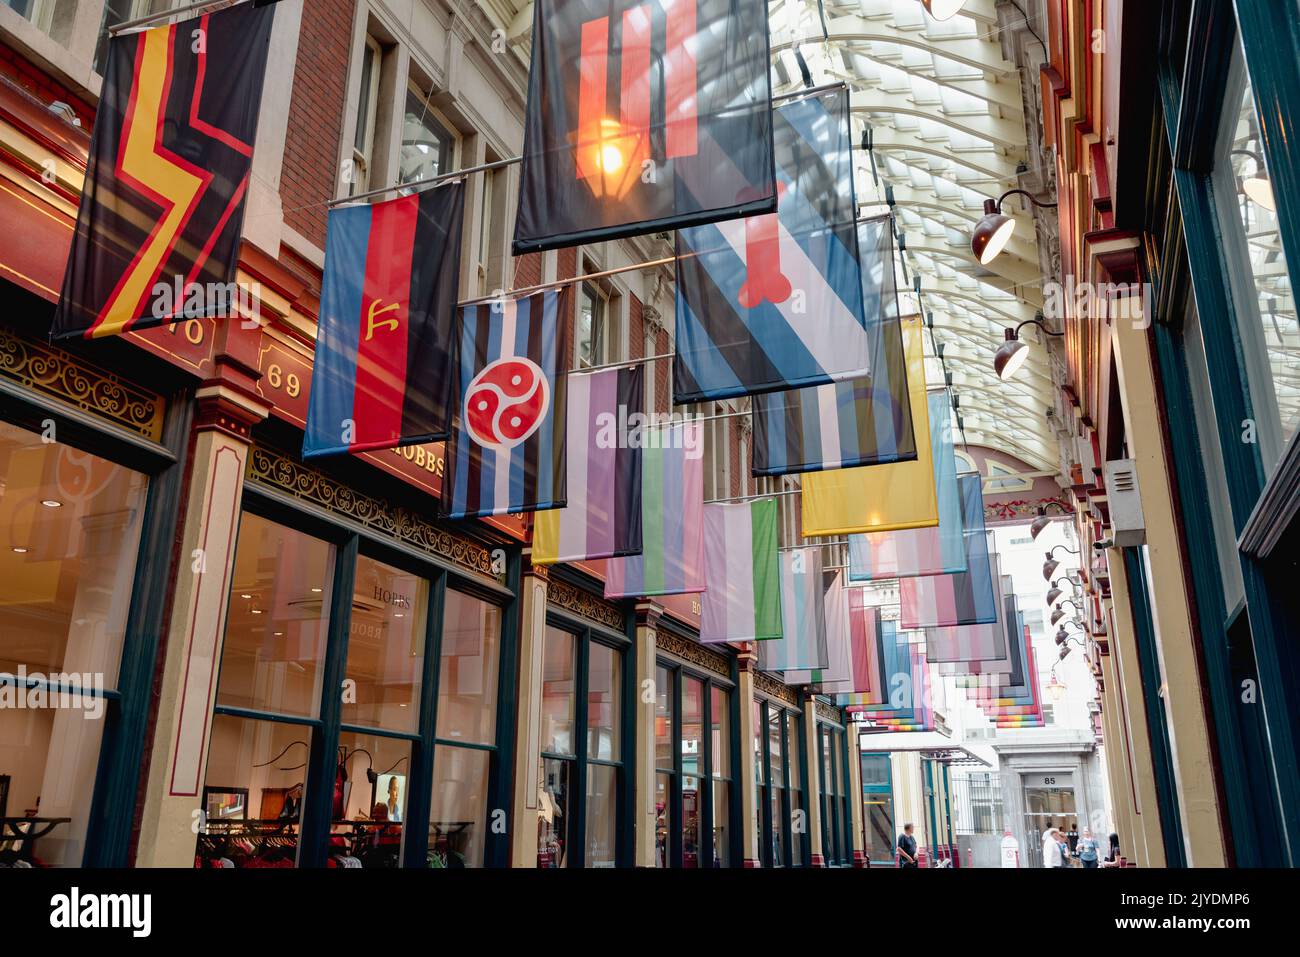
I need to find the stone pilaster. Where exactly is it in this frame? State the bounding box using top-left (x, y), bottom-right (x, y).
top-left (803, 696), bottom-right (825, 867)
top-left (633, 601), bottom-right (661, 867)
top-left (735, 649), bottom-right (761, 867)
top-left (510, 560), bottom-right (549, 867)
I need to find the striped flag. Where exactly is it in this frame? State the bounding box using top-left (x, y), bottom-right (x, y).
top-left (918, 552), bottom-right (1008, 663)
top-left (785, 574), bottom-right (853, 687)
top-left (447, 290), bottom-right (567, 519)
top-left (751, 218), bottom-right (913, 474)
top-left (800, 316), bottom-right (937, 536)
top-left (848, 395), bottom-right (968, 580)
top-left (700, 499), bottom-right (781, 643)
top-left (51, 3), bottom-right (274, 338)
top-left (603, 423), bottom-right (706, 598)
top-left (304, 184), bottom-right (464, 457)
top-left (807, 591), bottom-right (884, 696)
top-left (674, 89), bottom-right (871, 402)
top-left (899, 525), bottom-right (999, 629)
top-left (513, 0), bottom-right (776, 253)
top-left (533, 366), bottom-right (643, 564)
top-left (758, 549), bottom-right (829, 672)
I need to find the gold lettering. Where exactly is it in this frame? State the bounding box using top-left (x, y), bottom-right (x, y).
top-left (365, 300), bottom-right (401, 340)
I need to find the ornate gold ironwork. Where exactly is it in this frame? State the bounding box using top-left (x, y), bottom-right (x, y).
top-left (754, 671), bottom-right (799, 707)
top-left (546, 577), bottom-right (625, 631)
top-left (0, 327), bottom-right (163, 440)
top-left (248, 445), bottom-right (495, 578)
top-left (815, 700), bottom-right (844, 725)
top-left (655, 631), bottom-right (730, 678)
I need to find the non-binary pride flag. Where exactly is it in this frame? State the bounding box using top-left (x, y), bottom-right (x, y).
top-left (847, 392), bottom-right (967, 579)
top-left (752, 218), bottom-right (913, 475)
top-left (801, 316), bottom-right (938, 536)
top-left (448, 290), bottom-right (567, 519)
top-left (304, 184), bottom-right (464, 457)
top-left (603, 423), bottom-right (705, 598)
top-left (52, 4), bottom-right (274, 339)
top-left (533, 366), bottom-right (644, 564)
top-left (675, 88), bottom-right (870, 403)
top-left (700, 499), bottom-right (781, 644)
top-left (513, 0), bottom-right (775, 253)
top-left (758, 549), bottom-right (830, 673)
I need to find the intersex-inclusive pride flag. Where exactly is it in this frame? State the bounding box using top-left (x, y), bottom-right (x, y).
top-left (800, 316), bottom-right (937, 536)
top-left (52, 3), bottom-right (274, 339)
top-left (303, 184), bottom-right (464, 457)
top-left (784, 575), bottom-right (853, 687)
top-left (700, 499), bottom-right (781, 643)
top-left (848, 394), bottom-right (967, 579)
top-left (758, 549), bottom-right (830, 673)
top-left (513, 0), bottom-right (776, 254)
top-left (447, 290), bottom-right (567, 519)
top-left (926, 554), bottom-right (1010, 664)
top-left (674, 88), bottom-right (871, 402)
top-left (751, 217), bottom-right (914, 475)
top-left (603, 423), bottom-right (705, 598)
top-left (533, 366), bottom-right (643, 564)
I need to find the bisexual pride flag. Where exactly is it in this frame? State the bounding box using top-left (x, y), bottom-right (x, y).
top-left (513, 0), bottom-right (776, 253)
top-left (533, 366), bottom-right (643, 564)
top-left (603, 423), bottom-right (705, 598)
top-left (447, 290), bottom-right (567, 519)
top-left (700, 499), bottom-right (781, 643)
top-left (304, 184), bottom-right (464, 457)
top-left (674, 88), bottom-right (870, 402)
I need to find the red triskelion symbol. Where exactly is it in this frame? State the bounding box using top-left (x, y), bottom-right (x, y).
top-left (464, 357), bottom-right (551, 450)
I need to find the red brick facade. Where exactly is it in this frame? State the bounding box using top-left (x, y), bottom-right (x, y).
top-left (280, 0), bottom-right (356, 249)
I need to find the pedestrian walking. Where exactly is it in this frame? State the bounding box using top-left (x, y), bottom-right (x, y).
top-left (1077, 828), bottom-right (1100, 868)
top-left (897, 823), bottom-right (919, 868)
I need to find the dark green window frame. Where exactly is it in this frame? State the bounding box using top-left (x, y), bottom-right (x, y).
top-left (753, 696), bottom-right (807, 868)
top-left (653, 653), bottom-right (738, 867)
top-left (540, 598), bottom-right (634, 868)
top-left (860, 751), bottom-right (895, 866)
top-left (205, 486), bottom-right (522, 868)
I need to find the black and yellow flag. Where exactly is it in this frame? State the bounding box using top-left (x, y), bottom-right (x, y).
top-left (52, 2), bottom-right (275, 339)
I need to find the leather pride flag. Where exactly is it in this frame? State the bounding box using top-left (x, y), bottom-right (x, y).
top-left (52, 3), bottom-right (274, 339)
top-left (513, 0), bottom-right (775, 254)
top-left (303, 183), bottom-right (464, 458)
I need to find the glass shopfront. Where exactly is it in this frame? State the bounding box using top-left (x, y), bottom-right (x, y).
top-left (860, 752), bottom-right (895, 865)
top-left (0, 327), bottom-right (183, 868)
top-left (654, 652), bottom-right (735, 867)
top-left (538, 611), bottom-right (628, 868)
top-left (818, 720), bottom-right (852, 867)
top-left (753, 695), bottom-right (806, 868)
top-left (196, 495), bottom-right (515, 869)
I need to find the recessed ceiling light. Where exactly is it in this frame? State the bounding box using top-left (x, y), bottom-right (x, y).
top-left (40, 500), bottom-right (63, 508)
top-left (311, 587), bottom-right (322, 594)
top-left (251, 608), bottom-right (263, 615)
top-left (273, 631), bottom-right (284, 637)
top-left (240, 593), bottom-right (252, 599)
top-left (12, 546), bottom-right (28, 554)
top-left (395, 613), bottom-right (404, 619)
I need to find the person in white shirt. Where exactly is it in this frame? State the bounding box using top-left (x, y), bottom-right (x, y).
top-left (1042, 827), bottom-right (1062, 868)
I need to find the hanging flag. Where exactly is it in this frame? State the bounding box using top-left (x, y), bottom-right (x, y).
top-left (751, 217), bottom-right (912, 474)
top-left (700, 499), bottom-right (781, 643)
top-left (758, 549), bottom-right (829, 672)
top-left (785, 574), bottom-right (854, 688)
top-left (303, 185), bottom-right (464, 457)
top-left (447, 290), bottom-right (567, 519)
top-left (533, 366), bottom-right (644, 564)
top-left (674, 92), bottom-right (872, 403)
top-left (848, 397), bottom-right (967, 580)
top-left (800, 316), bottom-right (937, 535)
top-left (513, 0), bottom-right (775, 253)
top-left (52, 4), bottom-right (275, 339)
top-left (919, 552), bottom-right (1009, 664)
top-left (603, 423), bottom-right (705, 597)
top-left (899, 524), bottom-right (999, 629)
top-left (810, 590), bottom-right (885, 696)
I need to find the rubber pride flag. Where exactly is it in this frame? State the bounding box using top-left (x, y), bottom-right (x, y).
top-left (799, 316), bottom-right (938, 536)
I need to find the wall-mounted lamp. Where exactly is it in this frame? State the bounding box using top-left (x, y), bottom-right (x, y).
top-left (920, 0), bottom-right (970, 21)
top-left (1029, 501), bottom-right (1071, 540)
top-left (994, 314), bottom-right (1065, 381)
top-left (1231, 148), bottom-right (1276, 212)
top-left (1042, 544), bottom-right (1080, 582)
top-left (971, 189), bottom-right (1058, 265)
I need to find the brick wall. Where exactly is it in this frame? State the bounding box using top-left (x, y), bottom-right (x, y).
top-left (629, 293), bottom-right (643, 360)
top-left (281, 0), bottom-right (356, 249)
top-left (654, 325), bottom-right (669, 414)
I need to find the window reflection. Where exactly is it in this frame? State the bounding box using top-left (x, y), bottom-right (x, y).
top-left (588, 643), bottom-right (619, 760)
top-left (538, 757), bottom-right (570, 867)
top-left (437, 591), bottom-right (502, 745)
top-left (431, 745), bottom-right (489, 868)
top-left (343, 556), bottom-right (426, 734)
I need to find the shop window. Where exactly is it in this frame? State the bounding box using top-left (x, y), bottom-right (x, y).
top-left (861, 753), bottom-right (896, 864)
top-left (681, 676), bottom-right (704, 868)
top-left (789, 713), bottom-right (804, 866)
top-left (1212, 41), bottom-right (1299, 474)
top-left (327, 731), bottom-right (411, 868)
top-left (0, 421), bottom-right (148, 867)
top-left (400, 81), bottom-right (454, 186)
top-left (215, 513), bottom-right (334, 719)
top-left (653, 663), bottom-right (672, 868)
top-left (710, 686), bottom-right (731, 867)
top-left (577, 283), bottom-right (606, 369)
top-left (767, 707), bottom-right (785, 866)
top-left (436, 590), bottom-right (501, 746)
top-left (430, 744), bottom-right (488, 868)
top-left (538, 623), bottom-right (624, 868)
top-left (345, 555), bottom-right (427, 734)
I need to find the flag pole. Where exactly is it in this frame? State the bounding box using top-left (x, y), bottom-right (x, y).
top-left (109, 0), bottom-right (250, 34)
top-left (330, 82), bottom-right (847, 209)
top-left (703, 488), bottom-right (802, 505)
